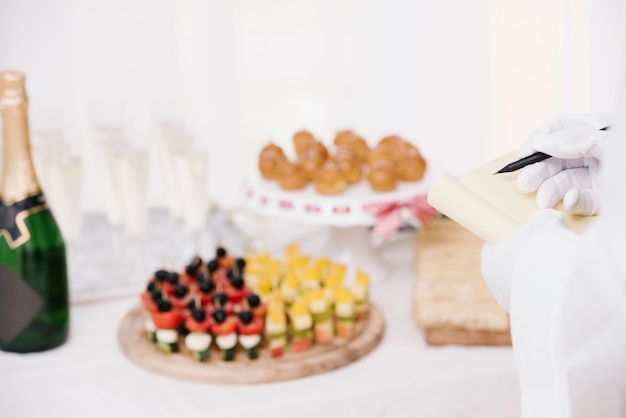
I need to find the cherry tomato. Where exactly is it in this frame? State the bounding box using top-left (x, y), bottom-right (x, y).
top-left (226, 286), bottom-right (249, 304)
top-left (141, 291), bottom-right (158, 314)
top-left (213, 316), bottom-right (238, 336)
top-left (185, 315), bottom-right (213, 333)
top-left (171, 296), bottom-right (189, 311)
top-left (238, 317), bottom-right (264, 336)
top-left (291, 337), bottom-right (311, 353)
top-left (252, 304), bottom-right (267, 319)
top-left (152, 310), bottom-right (182, 330)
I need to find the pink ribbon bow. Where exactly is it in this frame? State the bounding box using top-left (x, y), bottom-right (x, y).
top-left (364, 194), bottom-right (438, 241)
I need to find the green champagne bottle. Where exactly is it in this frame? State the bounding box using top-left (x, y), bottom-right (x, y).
top-left (0, 71), bottom-right (70, 353)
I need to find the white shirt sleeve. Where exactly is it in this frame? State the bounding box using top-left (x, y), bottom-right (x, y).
top-left (510, 82), bottom-right (626, 417)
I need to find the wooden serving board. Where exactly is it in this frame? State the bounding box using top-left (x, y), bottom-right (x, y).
top-left (413, 217), bottom-right (511, 345)
top-left (118, 304), bottom-right (385, 384)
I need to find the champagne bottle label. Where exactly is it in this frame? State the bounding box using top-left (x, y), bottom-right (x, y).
top-left (0, 264), bottom-right (45, 345)
top-left (0, 192), bottom-right (48, 250)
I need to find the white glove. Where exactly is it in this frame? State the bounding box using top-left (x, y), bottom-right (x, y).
top-left (480, 209), bottom-right (567, 312)
top-left (516, 113), bottom-right (611, 216)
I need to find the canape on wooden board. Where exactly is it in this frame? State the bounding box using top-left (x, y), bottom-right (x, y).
top-left (286, 254), bottom-right (309, 271)
top-left (247, 293), bottom-right (267, 319)
top-left (334, 288), bottom-right (356, 340)
top-left (256, 276), bottom-right (274, 304)
top-left (289, 299), bottom-right (313, 353)
top-left (184, 308), bottom-right (213, 362)
top-left (151, 300), bottom-right (183, 353)
top-left (144, 316), bottom-right (157, 343)
top-left (212, 309), bottom-right (238, 361)
top-left (323, 273), bottom-right (344, 306)
top-left (281, 272), bottom-right (300, 305)
top-left (300, 268), bottom-right (321, 293)
top-left (265, 306), bottom-right (287, 358)
top-left (312, 257), bottom-right (331, 279)
top-left (351, 270), bottom-right (371, 321)
top-left (307, 290), bottom-right (334, 345)
top-left (237, 310), bottom-right (264, 360)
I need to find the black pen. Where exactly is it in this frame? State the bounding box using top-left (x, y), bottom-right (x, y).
top-left (494, 126), bottom-right (611, 174)
top-left (494, 152), bottom-right (551, 174)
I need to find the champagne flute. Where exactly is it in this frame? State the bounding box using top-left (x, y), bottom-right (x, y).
top-left (112, 146), bottom-right (150, 284)
top-left (31, 130), bottom-right (85, 290)
top-left (172, 142), bottom-right (209, 259)
top-left (93, 125), bottom-right (128, 286)
top-left (154, 121), bottom-right (192, 268)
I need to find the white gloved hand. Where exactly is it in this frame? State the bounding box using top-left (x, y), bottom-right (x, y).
top-left (516, 113), bottom-right (612, 215)
top-left (480, 209), bottom-right (567, 312)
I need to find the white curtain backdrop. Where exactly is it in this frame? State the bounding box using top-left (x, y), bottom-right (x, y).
top-left (0, 0), bottom-right (624, 213)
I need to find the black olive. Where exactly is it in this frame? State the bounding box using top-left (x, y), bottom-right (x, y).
top-left (150, 289), bottom-right (163, 302)
top-left (187, 299), bottom-right (199, 311)
top-left (207, 260), bottom-right (219, 273)
top-left (196, 272), bottom-right (206, 282)
top-left (239, 310), bottom-right (253, 325)
top-left (155, 269), bottom-right (169, 282)
top-left (199, 279), bottom-right (215, 294)
top-left (226, 269), bottom-right (234, 280)
top-left (185, 264), bottom-right (198, 277)
top-left (174, 284), bottom-right (189, 298)
top-left (235, 258), bottom-right (246, 270)
top-left (212, 308), bottom-right (227, 323)
top-left (157, 299), bottom-right (172, 312)
top-left (147, 281), bottom-right (157, 292)
top-left (185, 256), bottom-right (203, 276)
top-left (231, 276), bottom-right (245, 290)
top-left (192, 308), bottom-right (206, 322)
top-left (212, 291), bottom-right (228, 306)
top-left (247, 293), bottom-right (261, 308)
top-left (216, 247), bottom-right (227, 258)
top-left (167, 272), bottom-right (180, 285)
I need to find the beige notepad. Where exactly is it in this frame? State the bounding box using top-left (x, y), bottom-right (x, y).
top-left (427, 152), bottom-right (597, 244)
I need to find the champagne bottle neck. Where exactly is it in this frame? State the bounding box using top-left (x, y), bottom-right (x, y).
top-left (0, 73), bottom-right (42, 204)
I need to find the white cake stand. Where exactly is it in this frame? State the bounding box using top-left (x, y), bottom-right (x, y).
top-left (245, 162), bottom-right (445, 283)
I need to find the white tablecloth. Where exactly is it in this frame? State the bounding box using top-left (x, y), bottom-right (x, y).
top-left (0, 225), bottom-right (521, 418)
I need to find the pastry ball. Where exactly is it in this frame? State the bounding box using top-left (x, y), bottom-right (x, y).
top-left (278, 161), bottom-right (309, 190)
top-left (334, 130), bottom-right (369, 162)
top-left (377, 135), bottom-right (404, 149)
top-left (333, 150), bottom-right (362, 184)
top-left (301, 155), bottom-right (326, 180)
top-left (376, 135), bottom-right (419, 162)
top-left (333, 130), bottom-right (358, 146)
top-left (259, 143), bottom-right (287, 179)
top-left (314, 161), bottom-right (348, 195)
top-left (260, 143), bottom-right (286, 159)
top-left (368, 147), bottom-right (394, 165)
top-left (302, 140), bottom-right (328, 162)
top-left (367, 160), bottom-right (397, 192)
top-left (397, 149), bottom-right (427, 181)
top-left (345, 137), bottom-right (369, 162)
top-left (293, 130), bottom-right (316, 160)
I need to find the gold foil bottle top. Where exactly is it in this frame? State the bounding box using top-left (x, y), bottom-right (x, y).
top-left (0, 71), bottom-right (28, 108)
top-left (0, 70), bottom-right (41, 203)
